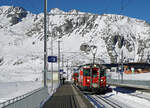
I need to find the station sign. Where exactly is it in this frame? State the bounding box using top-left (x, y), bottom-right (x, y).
top-left (48, 56), bottom-right (57, 62)
top-left (59, 69), bottom-right (64, 72)
top-left (73, 68), bottom-right (78, 72)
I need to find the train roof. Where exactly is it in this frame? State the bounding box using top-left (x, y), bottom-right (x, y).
top-left (78, 63), bottom-right (106, 69)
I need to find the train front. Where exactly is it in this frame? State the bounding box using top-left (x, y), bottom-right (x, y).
top-left (78, 64), bottom-right (107, 93)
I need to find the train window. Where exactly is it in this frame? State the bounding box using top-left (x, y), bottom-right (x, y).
top-left (100, 69), bottom-right (105, 77)
top-left (83, 69), bottom-right (90, 76)
top-left (92, 69), bottom-right (97, 77)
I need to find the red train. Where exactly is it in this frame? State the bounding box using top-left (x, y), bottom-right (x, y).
top-left (73, 64), bottom-right (108, 93)
top-left (72, 72), bottom-right (79, 84)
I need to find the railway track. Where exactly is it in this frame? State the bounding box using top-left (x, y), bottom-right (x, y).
top-left (70, 95), bottom-right (78, 108)
top-left (112, 86), bottom-right (150, 102)
top-left (73, 84), bottom-right (122, 108)
top-left (74, 83), bottom-right (150, 108)
top-left (74, 84), bottom-right (150, 108)
top-left (128, 92), bottom-right (150, 102)
top-left (88, 95), bottom-right (122, 108)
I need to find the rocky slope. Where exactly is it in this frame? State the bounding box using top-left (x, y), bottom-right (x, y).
top-left (0, 6), bottom-right (150, 82)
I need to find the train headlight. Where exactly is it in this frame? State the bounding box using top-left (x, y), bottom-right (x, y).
top-left (101, 79), bottom-right (103, 81)
top-left (92, 83), bottom-right (98, 88)
top-left (87, 79), bottom-right (90, 82)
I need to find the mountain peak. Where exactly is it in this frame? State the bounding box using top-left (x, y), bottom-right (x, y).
top-left (0, 5), bottom-right (28, 26)
top-left (50, 8), bottom-right (65, 14)
top-left (0, 6), bottom-right (27, 14)
top-left (68, 9), bottom-right (79, 14)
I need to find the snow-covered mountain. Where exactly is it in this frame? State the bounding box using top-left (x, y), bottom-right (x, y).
top-left (0, 6), bottom-right (150, 82)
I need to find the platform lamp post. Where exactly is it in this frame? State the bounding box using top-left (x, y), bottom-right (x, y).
top-left (44, 0), bottom-right (47, 87)
top-left (57, 36), bottom-right (62, 85)
top-left (90, 45), bottom-right (98, 65)
top-left (90, 45), bottom-right (97, 88)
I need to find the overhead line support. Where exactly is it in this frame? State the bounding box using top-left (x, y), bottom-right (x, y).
top-left (44, 0), bottom-right (47, 87)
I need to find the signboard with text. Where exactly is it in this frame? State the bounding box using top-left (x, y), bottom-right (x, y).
top-left (48, 56), bottom-right (57, 62)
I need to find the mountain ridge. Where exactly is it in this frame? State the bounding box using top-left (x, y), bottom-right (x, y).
top-left (0, 6), bottom-right (150, 82)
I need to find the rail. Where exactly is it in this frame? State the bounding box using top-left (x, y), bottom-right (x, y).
top-left (0, 87), bottom-right (49, 108)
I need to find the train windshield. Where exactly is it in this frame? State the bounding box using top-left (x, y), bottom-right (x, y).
top-left (100, 69), bottom-right (105, 77)
top-left (83, 69), bottom-right (90, 76)
top-left (92, 68), bottom-right (98, 77)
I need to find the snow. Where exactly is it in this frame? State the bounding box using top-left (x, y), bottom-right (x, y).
top-left (0, 81), bottom-right (42, 103)
top-left (0, 5), bottom-right (150, 107)
top-left (110, 72), bottom-right (150, 81)
top-left (1, 6), bottom-right (150, 82)
top-left (0, 81), bottom-right (59, 104)
top-left (101, 86), bottom-right (150, 108)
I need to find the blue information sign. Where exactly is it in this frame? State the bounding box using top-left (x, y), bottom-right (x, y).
top-left (73, 68), bottom-right (78, 72)
top-left (48, 56), bottom-right (57, 62)
top-left (59, 69), bottom-right (64, 72)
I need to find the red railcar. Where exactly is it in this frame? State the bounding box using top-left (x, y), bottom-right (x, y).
top-left (72, 72), bottom-right (79, 85)
top-left (77, 64), bottom-right (107, 93)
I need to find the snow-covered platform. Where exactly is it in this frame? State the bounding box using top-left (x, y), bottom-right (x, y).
top-left (107, 72), bottom-right (150, 90)
top-left (42, 82), bottom-right (94, 108)
top-left (107, 79), bottom-right (150, 90)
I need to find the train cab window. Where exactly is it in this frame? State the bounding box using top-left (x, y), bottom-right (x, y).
top-left (92, 69), bottom-right (97, 77)
top-left (83, 69), bottom-right (90, 76)
top-left (100, 69), bottom-right (105, 77)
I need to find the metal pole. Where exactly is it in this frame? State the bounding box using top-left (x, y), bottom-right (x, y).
top-left (62, 54), bottom-right (64, 69)
top-left (51, 32), bottom-right (53, 89)
top-left (44, 0), bottom-right (47, 87)
top-left (58, 39), bottom-right (61, 85)
top-left (121, 50), bottom-right (123, 82)
top-left (93, 53), bottom-right (95, 64)
top-left (61, 54), bottom-right (64, 83)
top-left (67, 59), bottom-right (68, 80)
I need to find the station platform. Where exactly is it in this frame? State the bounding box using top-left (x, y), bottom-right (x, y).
top-left (42, 82), bottom-right (94, 108)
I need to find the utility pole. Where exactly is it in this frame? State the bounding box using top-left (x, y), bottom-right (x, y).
top-left (58, 38), bottom-right (61, 85)
top-left (93, 53), bottom-right (96, 65)
top-left (147, 51), bottom-right (150, 63)
top-left (67, 59), bottom-right (69, 80)
top-left (44, 0), bottom-right (47, 87)
top-left (51, 31), bottom-right (54, 89)
top-left (62, 54), bottom-right (64, 70)
top-left (121, 50), bottom-right (124, 83)
top-left (61, 54), bottom-right (64, 83)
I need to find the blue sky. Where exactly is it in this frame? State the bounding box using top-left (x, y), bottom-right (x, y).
top-left (0, 0), bottom-right (150, 22)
